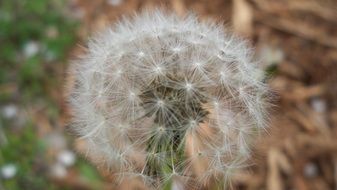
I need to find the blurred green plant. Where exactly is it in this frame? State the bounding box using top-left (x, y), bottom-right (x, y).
top-left (0, 0), bottom-right (76, 100)
top-left (0, 0), bottom-right (103, 189)
top-left (0, 119), bottom-right (58, 190)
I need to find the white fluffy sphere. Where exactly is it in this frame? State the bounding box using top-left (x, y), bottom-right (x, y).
top-left (68, 10), bottom-right (269, 189)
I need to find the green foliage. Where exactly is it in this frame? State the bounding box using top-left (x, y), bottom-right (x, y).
top-left (76, 159), bottom-right (103, 187)
top-left (0, 0), bottom-right (77, 100)
top-left (0, 0), bottom-right (102, 189)
top-left (0, 120), bottom-right (57, 190)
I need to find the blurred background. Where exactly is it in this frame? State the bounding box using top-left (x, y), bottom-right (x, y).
top-left (0, 0), bottom-right (336, 189)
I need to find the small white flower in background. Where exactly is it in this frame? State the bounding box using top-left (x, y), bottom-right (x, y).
top-left (68, 10), bottom-right (270, 189)
top-left (107, 0), bottom-right (123, 6)
top-left (303, 162), bottom-right (318, 178)
top-left (1, 104), bottom-right (17, 119)
top-left (1, 164), bottom-right (17, 179)
top-left (57, 150), bottom-right (76, 167)
top-left (310, 98), bottom-right (327, 113)
top-left (50, 163), bottom-right (67, 178)
top-left (23, 41), bottom-right (40, 58)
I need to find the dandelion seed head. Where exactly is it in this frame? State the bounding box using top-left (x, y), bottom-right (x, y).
top-left (68, 10), bottom-right (270, 189)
